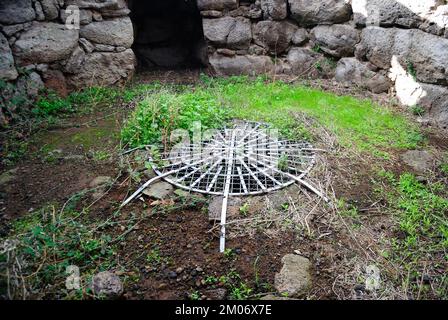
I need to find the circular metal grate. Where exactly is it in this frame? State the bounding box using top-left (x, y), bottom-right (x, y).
top-left (122, 120), bottom-right (327, 253)
top-left (151, 121), bottom-right (317, 196)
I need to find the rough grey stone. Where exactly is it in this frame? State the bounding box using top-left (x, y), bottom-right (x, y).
top-left (311, 25), bottom-right (360, 58)
top-left (289, 0), bottom-right (352, 26)
top-left (352, 0), bottom-right (442, 28)
top-left (356, 27), bottom-right (448, 85)
top-left (197, 0), bottom-right (238, 11)
top-left (0, 168), bottom-right (18, 187)
top-left (79, 38), bottom-right (95, 53)
top-left (209, 54), bottom-right (274, 76)
top-left (401, 150), bottom-right (437, 173)
top-left (80, 17), bottom-right (134, 48)
top-left (205, 288), bottom-right (227, 300)
top-left (287, 47), bottom-right (330, 78)
top-left (292, 28), bottom-right (309, 46)
top-left (40, 0), bottom-right (60, 20)
top-left (63, 47), bottom-right (86, 74)
top-left (253, 20), bottom-right (298, 54)
top-left (261, 0), bottom-right (288, 20)
top-left (142, 181), bottom-right (174, 200)
top-left (89, 176), bottom-right (113, 188)
top-left (66, 49), bottom-right (136, 89)
top-left (274, 254), bottom-right (312, 297)
top-left (0, 33), bottom-right (18, 81)
top-left (227, 18), bottom-right (252, 50)
top-left (203, 17), bottom-right (236, 46)
top-left (35, 1), bottom-right (46, 21)
top-left (13, 22), bottom-right (79, 65)
top-left (0, 0), bottom-right (36, 25)
top-left (335, 58), bottom-right (391, 93)
top-left (92, 271), bottom-right (123, 299)
top-left (208, 196), bottom-right (243, 221)
top-left (16, 72), bottom-right (44, 99)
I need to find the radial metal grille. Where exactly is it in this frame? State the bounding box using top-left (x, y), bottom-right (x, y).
top-left (152, 121), bottom-right (317, 196)
top-left (122, 121), bottom-right (327, 253)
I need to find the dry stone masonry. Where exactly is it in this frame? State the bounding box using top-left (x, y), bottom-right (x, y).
top-left (1, 0), bottom-right (447, 129)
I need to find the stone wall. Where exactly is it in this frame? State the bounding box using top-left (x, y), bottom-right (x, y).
top-left (201, 0), bottom-right (448, 129)
top-left (1, 0), bottom-right (447, 129)
top-left (0, 0), bottom-right (135, 125)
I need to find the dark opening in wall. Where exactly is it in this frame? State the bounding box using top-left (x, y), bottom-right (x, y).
top-left (128, 0), bottom-right (207, 70)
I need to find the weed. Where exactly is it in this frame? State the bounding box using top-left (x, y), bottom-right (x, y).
top-left (189, 290), bottom-right (201, 300)
top-left (239, 203), bottom-right (250, 217)
top-left (410, 105), bottom-right (425, 116)
top-left (229, 282), bottom-right (253, 300)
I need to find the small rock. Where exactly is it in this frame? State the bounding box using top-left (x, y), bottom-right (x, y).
top-left (92, 271), bottom-right (123, 299)
top-left (175, 267), bottom-right (184, 274)
top-left (196, 267), bottom-right (203, 273)
top-left (401, 150), bottom-right (437, 174)
top-left (205, 288), bottom-right (227, 300)
top-left (0, 168), bottom-right (18, 186)
top-left (89, 176), bottom-right (113, 188)
top-left (274, 254), bottom-right (312, 297)
top-left (142, 181), bottom-right (174, 200)
top-left (167, 271), bottom-right (177, 279)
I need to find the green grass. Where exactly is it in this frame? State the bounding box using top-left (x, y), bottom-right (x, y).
top-left (121, 76), bottom-right (423, 156)
top-left (1, 205), bottom-right (117, 299)
top-left (374, 171), bottom-right (448, 299)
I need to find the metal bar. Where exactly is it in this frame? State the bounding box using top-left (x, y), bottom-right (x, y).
top-left (236, 166), bottom-right (248, 194)
top-left (242, 154), bottom-right (329, 203)
top-left (191, 157), bottom-right (224, 188)
top-left (206, 166), bottom-right (223, 192)
top-left (239, 158), bottom-right (267, 191)
top-left (121, 153), bottom-right (222, 207)
top-left (220, 130), bottom-right (237, 253)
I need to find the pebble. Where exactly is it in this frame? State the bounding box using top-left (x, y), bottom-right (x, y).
top-left (196, 267), bottom-right (203, 273)
top-left (176, 267), bottom-right (184, 274)
top-left (167, 271), bottom-right (177, 279)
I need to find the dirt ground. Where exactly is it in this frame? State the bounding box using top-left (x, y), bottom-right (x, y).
top-left (1, 71), bottom-right (447, 300)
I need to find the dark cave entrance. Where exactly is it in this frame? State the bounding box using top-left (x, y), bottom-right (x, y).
top-left (128, 0), bottom-right (207, 71)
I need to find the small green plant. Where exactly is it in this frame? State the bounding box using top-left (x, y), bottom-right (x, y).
top-left (223, 248), bottom-right (236, 260)
top-left (312, 44), bottom-right (322, 53)
top-left (239, 203), bottom-right (250, 217)
top-left (146, 248), bottom-right (163, 265)
top-left (229, 282), bottom-right (253, 300)
top-left (406, 60), bottom-right (417, 80)
top-left (189, 290), bottom-right (201, 300)
top-left (204, 276), bottom-right (219, 285)
top-left (410, 105), bottom-right (425, 116)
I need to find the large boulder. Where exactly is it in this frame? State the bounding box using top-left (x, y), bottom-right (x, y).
top-left (80, 17), bottom-right (134, 48)
top-left (261, 0), bottom-right (288, 20)
top-left (197, 0), bottom-right (238, 11)
top-left (66, 49), bottom-right (136, 89)
top-left (0, 0), bottom-right (36, 25)
top-left (288, 0), bottom-right (352, 26)
top-left (335, 58), bottom-right (391, 93)
top-left (311, 25), bottom-right (360, 58)
top-left (356, 27), bottom-right (448, 85)
top-left (203, 17), bottom-right (235, 46)
top-left (253, 21), bottom-right (298, 54)
top-left (209, 54), bottom-right (274, 76)
top-left (13, 22), bottom-right (79, 65)
top-left (203, 17), bottom-right (252, 49)
top-left (352, 0), bottom-right (443, 28)
top-left (274, 254), bottom-right (312, 297)
top-left (227, 18), bottom-right (252, 50)
top-left (0, 33), bottom-right (18, 81)
top-left (287, 47), bottom-right (332, 78)
top-left (40, 0), bottom-right (61, 20)
top-left (389, 55), bottom-right (448, 129)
